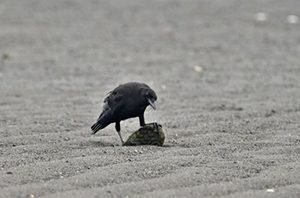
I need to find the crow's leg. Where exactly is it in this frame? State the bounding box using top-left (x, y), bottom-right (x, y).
top-left (139, 114), bottom-right (146, 126)
top-left (115, 121), bottom-right (124, 145)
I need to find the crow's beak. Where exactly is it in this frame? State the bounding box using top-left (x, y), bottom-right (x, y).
top-left (147, 98), bottom-right (156, 110)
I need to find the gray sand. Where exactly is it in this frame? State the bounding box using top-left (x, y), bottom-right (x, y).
top-left (1, 0), bottom-right (300, 197)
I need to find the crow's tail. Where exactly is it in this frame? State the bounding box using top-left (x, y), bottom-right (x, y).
top-left (91, 120), bottom-right (107, 134)
top-left (91, 112), bottom-right (112, 134)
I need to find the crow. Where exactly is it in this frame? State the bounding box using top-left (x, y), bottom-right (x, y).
top-left (91, 82), bottom-right (157, 145)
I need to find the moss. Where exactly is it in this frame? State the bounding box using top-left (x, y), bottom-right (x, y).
top-left (124, 123), bottom-right (165, 146)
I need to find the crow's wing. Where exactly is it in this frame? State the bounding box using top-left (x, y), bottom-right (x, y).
top-left (91, 91), bottom-right (123, 134)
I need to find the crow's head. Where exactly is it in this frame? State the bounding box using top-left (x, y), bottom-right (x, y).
top-left (141, 88), bottom-right (157, 110)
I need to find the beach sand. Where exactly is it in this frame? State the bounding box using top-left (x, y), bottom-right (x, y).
top-left (1, 0), bottom-right (300, 197)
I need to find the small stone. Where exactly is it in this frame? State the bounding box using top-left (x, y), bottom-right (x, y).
top-left (254, 12), bottom-right (267, 21)
top-left (266, 189), bottom-right (275, 193)
top-left (287, 15), bottom-right (299, 24)
top-left (193, 66), bottom-right (202, 72)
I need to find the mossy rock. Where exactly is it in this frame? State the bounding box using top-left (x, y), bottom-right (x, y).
top-left (124, 123), bottom-right (165, 146)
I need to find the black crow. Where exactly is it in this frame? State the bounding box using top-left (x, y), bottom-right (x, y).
top-left (91, 82), bottom-right (157, 144)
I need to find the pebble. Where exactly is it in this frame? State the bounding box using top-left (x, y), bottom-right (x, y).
top-left (254, 12), bottom-right (267, 21)
top-left (193, 66), bottom-right (202, 72)
top-left (266, 189), bottom-right (275, 193)
top-left (287, 15), bottom-right (299, 24)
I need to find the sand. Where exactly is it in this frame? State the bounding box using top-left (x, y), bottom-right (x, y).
top-left (1, 0), bottom-right (300, 197)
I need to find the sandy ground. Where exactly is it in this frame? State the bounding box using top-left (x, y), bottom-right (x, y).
top-left (1, 0), bottom-right (300, 197)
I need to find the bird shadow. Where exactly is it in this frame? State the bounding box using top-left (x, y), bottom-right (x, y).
top-left (89, 139), bottom-right (175, 148)
top-left (89, 139), bottom-right (121, 147)
top-left (160, 143), bottom-right (175, 148)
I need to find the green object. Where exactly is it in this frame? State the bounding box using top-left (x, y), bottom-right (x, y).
top-left (124, 123), bottom-right (165, 146)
